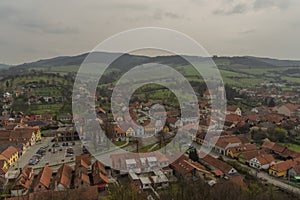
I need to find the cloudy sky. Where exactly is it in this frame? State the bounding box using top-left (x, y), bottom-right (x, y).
top-left (1, 0), bottom-right (300, 64)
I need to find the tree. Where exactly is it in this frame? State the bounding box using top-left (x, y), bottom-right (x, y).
top-left (188, 148), bottom-right (199, 162)
top-left (5, 80), bottom-right (9, 88)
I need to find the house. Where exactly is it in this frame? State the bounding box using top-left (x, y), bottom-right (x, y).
top-left (75, 158), bottom-right (89, 176)
top-left (14, 125), bottom-right (42, 142)
top-left (11, 165), bottom-right (34, 197)
top-left (150, 170), bottom-right (169, 188)
top-left (226, 144), bottom-right (257, 159)
top-left (74, 172), bottom-right (90, 189)
top-left (111, 151), bottom-right (169, 174)
top-left (0, 146), bottom-right (19, 166)
top-left (237, 150), bottom-right (266, 164)
top-left (139, 177), bottom-right (152, 189)
top-left (55, 164), bottom-right (73, 191)
top-left (269, 160), bottom-right (294, 177)
top-left (10, 129), bottom-right (36, 146)
top-left (277, 104), bottom-right (299, 117)
top-left (135, 126), bottom-right (145, 136)
top-left (126, 127), bottom-right (136, 137)
top-left (92, 160), bottom-right (108, 189)
top-left (249, 154), bottom-right (275, 170)
top-left (170, 155), bottom-right (210, 179)
top-left (227, 106), bottom-right (242, 116)
top-left (201, 155), bottom-right (237, 176)
top-left (0, 160), bottom-right (8, 184)
top-left (288, 162), bottom-right (300, 179)
top-left (114, 126), bottom-right (125, 137)
top-left (33, 166), bottom-right (52, 192)
top-left (7, 186), bottom-right (99, 200)
top-left (210, 136), bottom-right (242, 155)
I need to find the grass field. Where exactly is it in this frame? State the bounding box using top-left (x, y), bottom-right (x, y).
top-left (280, 143), bottom-right (300, 153)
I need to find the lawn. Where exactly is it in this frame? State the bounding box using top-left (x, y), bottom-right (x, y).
top-left (113, 141), bottom-right (127, 147)
top-left (280, 143), bottom-right (300, 153)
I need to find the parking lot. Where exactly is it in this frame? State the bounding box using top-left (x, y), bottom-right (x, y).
top-left (8, 137), bottom-right (84, 172)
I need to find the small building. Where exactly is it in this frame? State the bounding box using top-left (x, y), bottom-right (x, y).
top-left (249, 154), bottom-right (275, 170)
top-left (288, 163), bottom-right (300, 179)
top-left (269, 160), bottom-right (294, 177)
top-left (33, 166), bottom-right (52, 192)
top-left (11, 165), bottom-right (34, 197)
top-left (139, 177), bottom-right (152, 189)
top-left (74, 172), bottom-right (90, 189)
top-left (0, 146), bottom-right (19, 166)
top-left (55, 164), bottom-right (73, 191)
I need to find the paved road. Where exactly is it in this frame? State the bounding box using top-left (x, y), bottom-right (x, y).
top-left (257, 172), bottom-right (300, 195)
top-left (191, 141), bottom-right (300, 195)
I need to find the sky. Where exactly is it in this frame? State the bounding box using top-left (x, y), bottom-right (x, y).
top-left (0, 0), bottom-right (300, 64)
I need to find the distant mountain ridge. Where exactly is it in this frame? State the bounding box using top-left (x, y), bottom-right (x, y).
top-left (5, 52), bottom-right (300, 74)
top-left (0, 63), bottom-right (11, 70)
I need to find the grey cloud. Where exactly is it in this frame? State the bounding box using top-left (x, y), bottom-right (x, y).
top-left (253, 0), bottom-right (290, 10)
top-left (23, 20), bottom-right (79, 35)
top-left (239, 29), bottom-right (256, 35)
top-left (153, 10), bottom-right (185, 20)
top-left (213, 3), bottom-right (248, 15)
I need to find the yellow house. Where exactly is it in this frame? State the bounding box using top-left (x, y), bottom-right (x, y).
top-left (126, 127), bottom-right (136, 137)
top-left (226, 144), bottom-right (257, 159)
top-left (0, 159), bottom-right (9, 170)
top-left (0, 146), bottom-right (19, 166)
top-left (269, 160), bottom-right (294, 177)
top-left (31, 126), bottom-right (42, 141)
top-left (163, 126), bottom-right (169, 133)
top-left (14, 125), bottom-right (41, 142)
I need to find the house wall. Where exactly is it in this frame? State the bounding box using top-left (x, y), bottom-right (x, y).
top-left (269, 168), bottom-right (287, 177)
top-left (34, 183), bottom-right (47, 192)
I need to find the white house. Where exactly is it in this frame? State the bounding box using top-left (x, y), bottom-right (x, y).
top-left (249, 154), bottom-right (275, 170)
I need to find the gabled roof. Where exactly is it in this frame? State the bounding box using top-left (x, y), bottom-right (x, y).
top-left (92, 160), bottom-right (107, 175)
top-left (202, 155), bottom-right (235, 174)
top-left (79, 172), bottom-right (90, 184)
top-left (75, 154), bottom-right (91, 166)
top-left (227, 144), bottom-right (257, 154)
top-left (227, 105), bottom-right (238, 112)
top-left (284, 103), bottom-right (299, 111)
top-left (213, 136), bottom-right (242, 149)
top-left (272, 143), bottom-right (286, 153)
top-left (228, 174), bottom-right (247, 188)
top-left (170, 155), bottom-right (195, 176)
top-left (56, 164), bottom-right (72, 189)
top-left (1, 146), bottom-right (18, 159)
top-left (272, 160), bottom-right (294, 172)
top-left (261, 141), bottom-right (275, 150)
top-left (34, 166), bottom-right (52, 189)
top-left (255, 154), bottom-right (275, 165)
top-left (93, 172), bottom-right (109, 184)
top-left (239, 150), bottom-right (266, 161)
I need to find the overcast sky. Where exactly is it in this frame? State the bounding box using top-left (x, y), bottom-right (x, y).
top-left (1, 0), bottom-right (300, 64)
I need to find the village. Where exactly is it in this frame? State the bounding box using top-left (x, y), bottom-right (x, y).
top-left (0, 78), bottom-right (300, 199)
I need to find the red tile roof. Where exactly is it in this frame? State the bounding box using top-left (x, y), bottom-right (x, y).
top-left (170, 155), bottom-right (195, 176)
top-left (284, 104), bottom-right (299, 111)
top-left (272, 160), bottom-right (294, 172)
top-left (228, 175), bottom-right (246, 188)
top-left (202, 155), bottom-right (235, 174)
top-left (1, 146), bottom-right (18, 159)
top-left (34, 166), bottom-right (52, 190)
top-left (256, 154), bottom-right (275, 165)
top-left (261, 141), bottom-right (275, 150)
top-left (56, 164), bottom-right (72, 189)
top-left (228, 144), bottom-right (257, 154)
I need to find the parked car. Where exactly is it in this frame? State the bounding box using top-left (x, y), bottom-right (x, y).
top-left (28, 158), bottom-right (38, 165)
top-left (52, 143), bottom-right (60, 147)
